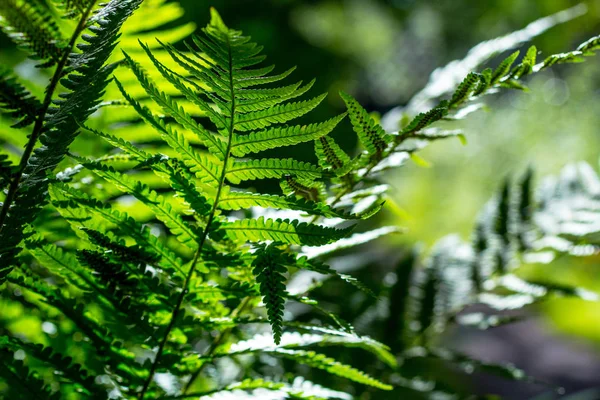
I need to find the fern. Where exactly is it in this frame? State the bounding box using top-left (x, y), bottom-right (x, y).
top-left (0, 8), bottom-right (399, 398)
top-left (382, 163), bottom-right (600, 396)
top-left (0, 67), bottom-right (42, 128)
top-left (0, 0), bottom-right (143, 281)
top-left (1, 3), bottom-right (599, 399)
top-left (0, 0), bottom-right (65, 66)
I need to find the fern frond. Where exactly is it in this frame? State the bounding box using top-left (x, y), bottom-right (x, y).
top-left (219, 190), bottom-right (378, 220)
top-left (394, 4), bottom-right (586, 117)
top-left (400, 101), bottom-right (449, 136)
top-left (315, 135), bottom-right (355, 178)
top-left (340, 91), bottom-right (391, 156)
top-left (0, 0), bottom-right (143, 281)
top-left (491, 51), bottom-right (520, 83)
top-left (224, 217), bottom-right (353, 246)
top-left (237, 80), bottom-right (316, 113)
top-left (234, 94), bottom-right (327, 132)
top-left (78, 158), bottom-right (201, 249)
top-left (236, 81), bottom-right (306, 100)
top-left (281, 176), bottom-right (325, 202)
top-left (0, 154), bottom-right (14, 191)
top-left (0, 68), bottom-right (42, 128)
top-left (50, 183), bottom-right (186, 276)
top-left (230, 114), bottom-right (346, 157)
top-left (252, 244), bottom-right (289, 344)
top-left (0, 0), bottom-right (65, 65)
top-left (112, 80), bottom-right (224, 187)
top-left (274, 349), bottom-right (392, 390)
top-left (0, 336), bottom-right (98, 393)
top-left (24, 235), bottom-right (95, 292)
top-left (0, 348), bottom-right (60, 400)
top-left (120, 53), bottom-right (228, 158)
top-left (226, 158), bottom-right (322, 184)
top-left (448, 72), bottom-right (481, 108)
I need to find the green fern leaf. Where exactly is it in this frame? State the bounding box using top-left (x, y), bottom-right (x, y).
top-left (234, 66), bottom-right (297, 89)
top-left (491, 51), bottom-right (520, 83)
top-left (0, 0), bottom-right (143, 280)
top-left (274, 349), bottom-right (392, 390)
top-left (315, 135), bottom-right (355, 177)
top-left (448, 72), bottom-right (481, 108)
top-left (0, 0), bottom-right (65, 65)
top-left (230, 114), bottom-right (346, 157)
top-left (400, 101), bottom-right (449, 135)
top-left (223, 217), bottom-right (353, 246)
top-left (511, 45), bottom-right (537, 78)
top-left (226, 158), bottom-right (322, 184)
top-left (577, 35), bottom-right (600, 55)
top-left (280, 175), bottom-right (325, 202)
top-left (76, 158), bottom-right (201, 249)
top-left (0, 348), bottom-right (60, 400)
top-left (24, 235), bottom-right (95, 292)
top-left (236, 79), bottom-right (316, 113)
top-left (112, 80), bottom-right (223, 187)
top-left (219, 189), bottom-right (377, 220)
top-left (0, 67), bottom-right (42, 128)
top-left (120, 52), bottom-right (228, 159)
top-left (50, 183), bottom-right (186, 276)
top-left (1, 336), bottom-right (98, 394)
top-left (252, 244), bottom-right (289, 344)
top-left (236, 81), bottom-right (306, 100)
top-left (340, 91), bottom-right (391, 156)
top-left (0, 154), bottom-right (14, 191)
top-left (235, 94), bottom-right (327, 132)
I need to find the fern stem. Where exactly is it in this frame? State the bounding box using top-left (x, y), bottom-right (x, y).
top-left (0, 1), bottom-right (97, 232)
top-left (138, 31), bottom-right (239, 399)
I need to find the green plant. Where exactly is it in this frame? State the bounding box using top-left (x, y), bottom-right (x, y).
top-left (375, 163), bottom-right (600, 398)
top-left (0, 0), bottom-right (144, 277)
top-left (1, 2), bottom-right (599, 400)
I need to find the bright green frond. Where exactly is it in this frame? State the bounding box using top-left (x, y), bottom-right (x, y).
top-left (274, 349), bottom-right (392, 390)
top-left (223, 217), bottom-right (353, 246)
top-left (231, 114), bottom-right (346, 157)
top-left (315, 135), bottom-right (355, 177)
top-left (219, 190), bottom-right (376, 219)
top-left (121, 52), bottom-right (228, 159)
top-left (252, 244), bottom-right (288, 344)
top-left (340, 91), bottom-right (391, 156)
top-left (0, 68), bottom-right (42, 128)
top-left (0, 0), bottom-right (65, 65)
top-left (113, 78), bottom-right (223, 187)
top-left (234, 94), bottom-right (327, 132)
top-left (78, 159), bottom-right (200, 250)
top-left (226, 158), bottom-right (322, 184)
top-left (0, 0), bottom-right (143, 279)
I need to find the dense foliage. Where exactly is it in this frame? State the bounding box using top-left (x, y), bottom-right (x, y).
top-left (0, 1), bottom-right (599, 399)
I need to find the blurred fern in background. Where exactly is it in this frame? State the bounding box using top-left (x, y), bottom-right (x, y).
top-left (1, 1), bottom-right (600, 399)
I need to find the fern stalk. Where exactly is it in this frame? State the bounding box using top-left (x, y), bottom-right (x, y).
top-left (0, 0), bottom-right (97, 230)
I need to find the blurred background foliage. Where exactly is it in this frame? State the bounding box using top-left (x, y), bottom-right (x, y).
top-left (1, 0), bottom-right (600, 398)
